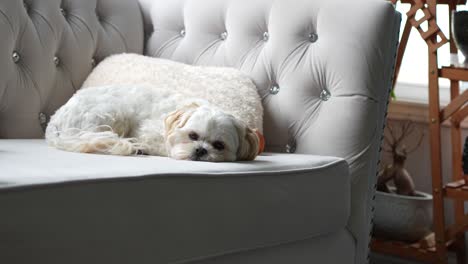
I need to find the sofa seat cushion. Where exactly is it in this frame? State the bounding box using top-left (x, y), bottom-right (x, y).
top-left (0, 139), bottom-right (350, 264)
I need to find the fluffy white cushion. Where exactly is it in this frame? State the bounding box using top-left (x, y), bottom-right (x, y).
top-left (82, 53), bottom-right (263, 132)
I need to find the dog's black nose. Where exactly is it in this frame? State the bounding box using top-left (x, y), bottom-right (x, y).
top-left (195, 147), bottom-right (208, 157)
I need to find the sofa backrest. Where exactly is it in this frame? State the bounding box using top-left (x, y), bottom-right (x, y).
top-left (0, 0), bottom-right (400, 263)
top-left (0, 0), bottom-right (143, 138)
top-left (138, 0), bottom-right (400, 263)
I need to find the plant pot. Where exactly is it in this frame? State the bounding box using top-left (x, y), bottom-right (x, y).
top-left (373, 187), bottom-right (433, 242)
top-left (453, 11), bottom-right (468, 61)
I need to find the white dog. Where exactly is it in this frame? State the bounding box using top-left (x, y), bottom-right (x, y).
top-left (45, 84), bottom-right (260, 162)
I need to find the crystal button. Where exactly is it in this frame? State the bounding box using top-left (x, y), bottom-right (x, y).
top-left (286, 141), bottom-right (296, 153)
top-left (12, 51), bottom-right (20, 63)
top-left (269, 85), bottom-right (280, 95)
top-left (263, 32), bottom-right (269, 41)
top-left (309, 33), bottom-right (318, 43)
top-left (180, 29), bottom-right (186, 37)
top-left (320, 89), bottom-right (331, 101)
top-left (38, 112), bottom-right (48, 126)
top-left (220, 31), bottom-right (228, 40)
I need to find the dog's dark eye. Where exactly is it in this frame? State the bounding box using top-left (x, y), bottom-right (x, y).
top-left (189, 132), bottom-right (199, 141)
top-left (212, 141), bottom-right (225, 151)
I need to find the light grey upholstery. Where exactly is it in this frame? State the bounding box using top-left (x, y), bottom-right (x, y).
top-left (139, 0), bottom-right (400, 262)
top-left (0, 0), bottom-right (143, 138)
top-left (189, 230), bottom-right (355, 264)
top-left (0, 0), bottom-right (400, 263)
top-left (1, 139), bottom-right (351, 264)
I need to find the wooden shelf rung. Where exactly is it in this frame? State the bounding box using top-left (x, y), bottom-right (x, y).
top-left (419, 25), bottom-right (439, 40)
top-left (446, 179), bottom-right (465, 188)
top-left (452, 105), bottom-right (468, 124)
top-left (439, 67), bottom-right (468, 82)
top-left (445, 214), bottom-right (468, 241)
top-left (371, 239), bottom-right (439, 263)
top-left (445, 186), bottom-right (468, 200)
top-left (441, 88), bottom-right (468, 121)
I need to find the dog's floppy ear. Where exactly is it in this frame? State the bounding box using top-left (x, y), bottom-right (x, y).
top-left (164, 103), bottom-right (199, 137)
top-left (236, 123), bottom-right (260, 161)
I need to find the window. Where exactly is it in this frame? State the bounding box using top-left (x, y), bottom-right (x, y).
top-left (394, 3), bottom-right (468, 105)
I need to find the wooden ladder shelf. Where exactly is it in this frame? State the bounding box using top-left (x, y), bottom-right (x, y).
top-left (371, 0), bottom-right (468, 263)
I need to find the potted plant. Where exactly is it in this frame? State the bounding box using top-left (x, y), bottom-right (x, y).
top-left (373, 121), bottom-right (433, 242)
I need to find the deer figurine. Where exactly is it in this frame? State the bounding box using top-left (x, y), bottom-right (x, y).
top-left (377, 121), bottom-right (424, 196)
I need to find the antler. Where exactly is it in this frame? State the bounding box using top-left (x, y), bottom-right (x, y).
top-left (383, 120), bottom-right (424, 154)
top-left (383, 122), bottom-right (397, 152)
top-left (395, 120), bottom-right (413, 146)
top-left (406, 128), bottom-right (425, 154)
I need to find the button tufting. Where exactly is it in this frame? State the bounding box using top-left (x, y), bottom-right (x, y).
top-left (38, 112), bottom-right (48, 131)
top-left (23, 2), bottom-right (29, 13)
top-left (53, 56), bottom-right (60, 66)
top-left (269, 85), bottom-right (280, 95)
top-left (286, 141), bottom-right (296, 153)
top-left (220, 31), bottom-right (228, 40)
top-left (320, 89), bottom-right (331, 101)
top-left (60, 8), bottom-right (66, 16)
top-left (180, 29), bottom-right (186, 37)
top-left (308, 33), bottom-right (318, 43)
top-left (263, 32), bottom-right (269, 41)
top-left (91, 58), bottom-right (96, 67)
top-left (12, 51), bottom-right (20, 63)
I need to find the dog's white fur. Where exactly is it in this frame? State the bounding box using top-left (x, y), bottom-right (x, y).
top-left (81, 53), bottom-right (263, 132)
top-left (46, 84), bottom-right (259, 161)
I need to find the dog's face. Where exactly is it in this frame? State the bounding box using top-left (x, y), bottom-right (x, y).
top-left (164, 104), bottom-right (259, 162)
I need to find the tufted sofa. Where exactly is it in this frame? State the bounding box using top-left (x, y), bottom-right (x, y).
top-left (0, 0), bottom-right (400, 263)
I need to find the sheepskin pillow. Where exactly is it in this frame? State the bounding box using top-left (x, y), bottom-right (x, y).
top-left (82, 53), bottom-right (263, 132)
